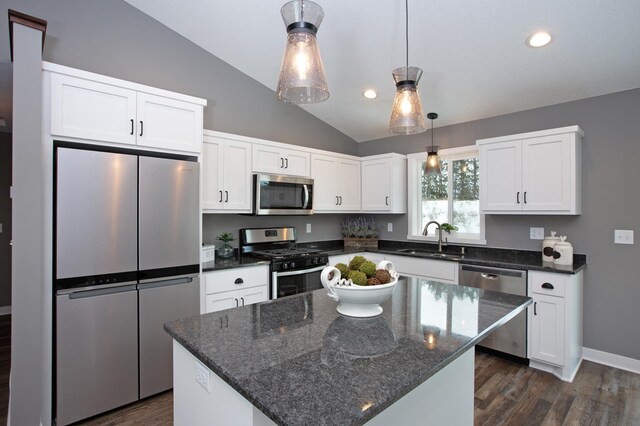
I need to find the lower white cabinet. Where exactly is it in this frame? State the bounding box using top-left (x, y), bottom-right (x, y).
top-left (528, 270), bottom-right (583, 382)
top-left (202, 265), bottom-right (269, 314)
top-left (383, 254), bottom-right (458, 284)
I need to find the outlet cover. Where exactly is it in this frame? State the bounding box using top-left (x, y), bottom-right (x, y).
top-left (614, 230), bottom-right (634, 245)
top-left (530, 227), bottom-right (544, 240)
top-left (306, 223), bottom-right (311, 233)
top-left (195, 360), bottom-right (211, 392)
top-left (387, 223), bottom-right (393, 232)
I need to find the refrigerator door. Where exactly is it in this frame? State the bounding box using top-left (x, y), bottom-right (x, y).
top-left (56, 147), bottom-right (138, 284)
top-left (56, 285), bottom-right (139, 425)
top-left (138, 156), bottom-right (199, 276)
top-left (138, 275), bottom-right (200, 398)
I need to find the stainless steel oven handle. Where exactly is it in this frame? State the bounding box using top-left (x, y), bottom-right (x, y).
top-left (302, 184), bottom-right (310, 209)
top-left (275, 264), bottom-right (327, 277)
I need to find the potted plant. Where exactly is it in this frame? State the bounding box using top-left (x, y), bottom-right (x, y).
top-left (342, 217), bottom-right (379, 249)
top-left (441, 223), bottom-right (458, 235)
top-left (216, 232), bottom-right (235, 259)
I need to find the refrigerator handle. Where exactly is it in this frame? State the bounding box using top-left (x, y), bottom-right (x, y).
top-left (138, 274), bottom-right (198, 289)
top-left (67, 284), bottom-right (137, 299)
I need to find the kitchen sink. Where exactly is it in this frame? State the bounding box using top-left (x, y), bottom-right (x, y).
top-left (395, 248), bottom-right (463, 261)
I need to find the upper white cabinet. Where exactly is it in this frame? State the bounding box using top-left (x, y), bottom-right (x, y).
top-left (361, 154), bottom-right (407, 213)
top-left (477, 126), bottom-right (582, 215)
top-left (46, 62), bottom-right (206, 153)
top-left (253, 143), bottom-right (311, 177)
top-left (311, 153), bottom-right (361, 212)
top-left (202, 132), bottom-right (252, 213)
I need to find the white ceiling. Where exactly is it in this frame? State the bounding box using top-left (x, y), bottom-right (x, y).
top-left (124, 0), bottom-right (640, 142)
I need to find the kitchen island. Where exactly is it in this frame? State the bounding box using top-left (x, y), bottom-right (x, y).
top-left (165, 277), bottom-right (531, 425)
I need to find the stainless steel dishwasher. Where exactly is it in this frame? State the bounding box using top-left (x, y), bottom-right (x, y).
top-left (459, 264), bottom-right (528, 360)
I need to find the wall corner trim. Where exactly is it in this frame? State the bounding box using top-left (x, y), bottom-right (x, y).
top-left (8, 9), bottom-right (48, 61)
top-left (583, 347), bottom-right (640, 375)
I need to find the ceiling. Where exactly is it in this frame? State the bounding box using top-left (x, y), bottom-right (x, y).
top-left (124, 0), bottom-right (640, 142)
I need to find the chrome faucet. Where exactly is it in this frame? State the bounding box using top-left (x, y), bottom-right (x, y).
top-left (422, 220), bottom-right (447, 252)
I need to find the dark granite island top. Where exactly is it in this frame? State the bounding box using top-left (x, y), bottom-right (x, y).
top-left (166, 277), bottom-right (531, 426)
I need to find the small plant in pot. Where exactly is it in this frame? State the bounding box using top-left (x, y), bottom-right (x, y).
top-left (441, 223), bottom-right (458, 234)
top-left (216, 232), bottom-right (235, 259)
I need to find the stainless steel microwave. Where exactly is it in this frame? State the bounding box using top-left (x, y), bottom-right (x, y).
top-left (253, 174), bottom-right (314, 215)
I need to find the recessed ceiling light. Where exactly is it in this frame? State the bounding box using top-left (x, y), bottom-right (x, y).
top-left (363, 89), bottom-right (377, 99)
top-left (527, 31), bottom-right (553, 48)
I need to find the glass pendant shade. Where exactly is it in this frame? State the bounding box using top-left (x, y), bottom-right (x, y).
top-left (276, 0), bottom-right (329, 104)
top-left (425, 149), bottom-right (441, 175)
top-left (389, 66), bottom-right (426, 134)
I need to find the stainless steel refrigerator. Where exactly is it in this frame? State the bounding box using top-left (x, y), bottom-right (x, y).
top-left (54, 144), bottom-right (200, 425)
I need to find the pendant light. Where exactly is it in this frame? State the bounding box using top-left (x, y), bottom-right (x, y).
top-left (276, 0), bottom-right (329, 104)
top-left (425, 112), bottom-right (441, 175)
top-left (389, 0), bottom-right (426, 135)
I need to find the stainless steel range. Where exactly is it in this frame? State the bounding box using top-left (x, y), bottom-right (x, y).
top-left (240, 227), bottom-right (328, 299)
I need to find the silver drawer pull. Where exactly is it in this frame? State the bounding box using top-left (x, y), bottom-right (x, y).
top-left (234, 278), bottom-right (244, 284)
top-left (481, 273), bottom-right (498, 280)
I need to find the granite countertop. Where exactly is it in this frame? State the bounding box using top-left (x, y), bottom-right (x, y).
top-left (299, 240), bottom-right (587, 274)
top-left (202, 255), bottom-right (269, 272)
top-left (165, 277), bottom-right (531, 426)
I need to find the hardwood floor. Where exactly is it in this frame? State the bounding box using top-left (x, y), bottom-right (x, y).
top-left (0, 318), bottom-right (638, 425)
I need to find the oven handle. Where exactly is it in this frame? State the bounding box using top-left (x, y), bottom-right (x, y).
top-left (301, 184), bottom-right (310, 209)
top-left (275, 264), bottom-right (327, 277)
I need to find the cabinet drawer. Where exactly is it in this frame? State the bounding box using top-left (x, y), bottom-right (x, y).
top-left (204, 265), bottom-right (269, 294)
top-left (530, 271), bottom-right (566, 297)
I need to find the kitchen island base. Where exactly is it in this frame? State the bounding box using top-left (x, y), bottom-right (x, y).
top-left (173, 341), bottom-right (474, 426)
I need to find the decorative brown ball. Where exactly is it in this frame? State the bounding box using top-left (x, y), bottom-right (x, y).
top-left (366, 277), bottom-right (381, 286)
top-left (374, 269), bottom-right (392, 284)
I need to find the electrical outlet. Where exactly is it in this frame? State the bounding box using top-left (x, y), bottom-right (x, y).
top-left (195, 361), bottom-right (211, 392)
top-left (530, 227), bottom-right (544, 240)
top-left (306, 223), bottom-right (311, 233)
top-left (614, 230), bottom-right (634, 245)
top-left (387, 222), bottom-right (393, 232)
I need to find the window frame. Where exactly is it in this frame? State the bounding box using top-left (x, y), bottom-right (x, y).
top-left (407, 145), bottom-right (486, 245)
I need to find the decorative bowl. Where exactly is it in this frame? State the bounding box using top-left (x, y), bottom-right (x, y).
top-left (320, 260), bottom-right (399, 318)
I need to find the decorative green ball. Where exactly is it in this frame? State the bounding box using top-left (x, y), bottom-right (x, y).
top-left (335, 263), bottom-right (350, 279)
top-left (358, 260), bottom-right (377, 278)
top-left (348, 255), bottom-right (367, 270)
top-left (349, 270), bottom-right (367, 286)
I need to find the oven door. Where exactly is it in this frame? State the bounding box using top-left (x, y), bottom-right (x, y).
top-left (271, 264), bottom-right (327, 299)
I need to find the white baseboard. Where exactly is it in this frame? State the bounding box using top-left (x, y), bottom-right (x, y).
top-left (0, 306), bottom-right (11, 316)
top-left (583, 347), bottom-right (640, 375)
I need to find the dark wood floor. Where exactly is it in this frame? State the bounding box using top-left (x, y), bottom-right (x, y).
top-left (0, 315), bottom-right (638, 425)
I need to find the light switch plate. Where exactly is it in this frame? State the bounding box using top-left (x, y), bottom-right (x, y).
top-left (387, 223), bottom-right (393, 232)
top-left (306, 223), bottom-right (311, 233)
top-left (530, 227), bottom-right (544, 240)
top-left (614, 230), bottom-right (634, 245)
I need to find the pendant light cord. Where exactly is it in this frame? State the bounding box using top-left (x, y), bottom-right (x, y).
top-left (405, 0), bottom-right (409, 77)
top-left (431, 117), bottom-right (434, 150)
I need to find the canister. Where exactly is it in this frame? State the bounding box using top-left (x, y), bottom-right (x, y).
top-left (553, 236), bottom-right (573, 266)
top-left (542, 231), bottom-right (561, 262)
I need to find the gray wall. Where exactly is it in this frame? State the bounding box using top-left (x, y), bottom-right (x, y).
top-left (0, 132), bottom-right (10, 308)
top-left (0, 0), bottom-right (358, 155)
top-left (357, 88), bottom-right (640, 361)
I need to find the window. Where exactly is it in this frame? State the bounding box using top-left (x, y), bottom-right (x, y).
top-left (407, 146), bottom-right (485, 244)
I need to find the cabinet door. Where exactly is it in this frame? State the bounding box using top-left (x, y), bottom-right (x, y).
top-left (522, 134), bottom-right (572, 211)
top-left (136, 93), bottom-right (203, 153)
top-left (480, 140), bottom-right (522, 211)
top-left (223, 140), bottom-right (253, 212)
top-left (205, 291), bottom-right (239, 313)
top-left (253, 144), bottom-right (285, 175)
top-left (530, 294), bottom-right (565, 366)
top-left (202, 140), bottom-right (224, 210)
top-left (50, 73), bottom-right (137, 145)
top-left (282, 149), bottom-right (311, 177)
top-left (361, 159), bottom-right (391, 211)
top-left (311, 155), bottom-right (339, 211)
top-left (337, 159), bottom-right (361, 211)
top-left (238, 286), bottom-right (269, 307)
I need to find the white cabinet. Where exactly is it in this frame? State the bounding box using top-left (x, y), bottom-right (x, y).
top-left (252, 143), bottom-right (311, 177)
top-left (203, 265), bottom-right (269, 314)
top-left (202, 133), bottom-right (252, 213)
top-left (361, 154), bottom-right (407, 213)
top-left (384, 254), bottom-right (458, 283)
top-left (311, 154), bottom-right (361, 212)
top-left (477, 126), bottom-right (582, 214)
top-left (528, 270), bottom-right (583, 382)
top-left (47, 64), bottom-right (205, 153)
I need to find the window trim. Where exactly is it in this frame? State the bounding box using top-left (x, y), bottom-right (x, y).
top-left (407, 146), bottom-right (486, 245)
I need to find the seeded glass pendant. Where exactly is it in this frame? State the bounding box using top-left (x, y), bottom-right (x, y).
top-left (425, 112), bottom-right (442, 175)
top-left (389, 0), bottom-right (426, 135)
top-left (276, 0), bottom-right (329, 104)
top-left (389, 66), bottom-right (426, 134)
